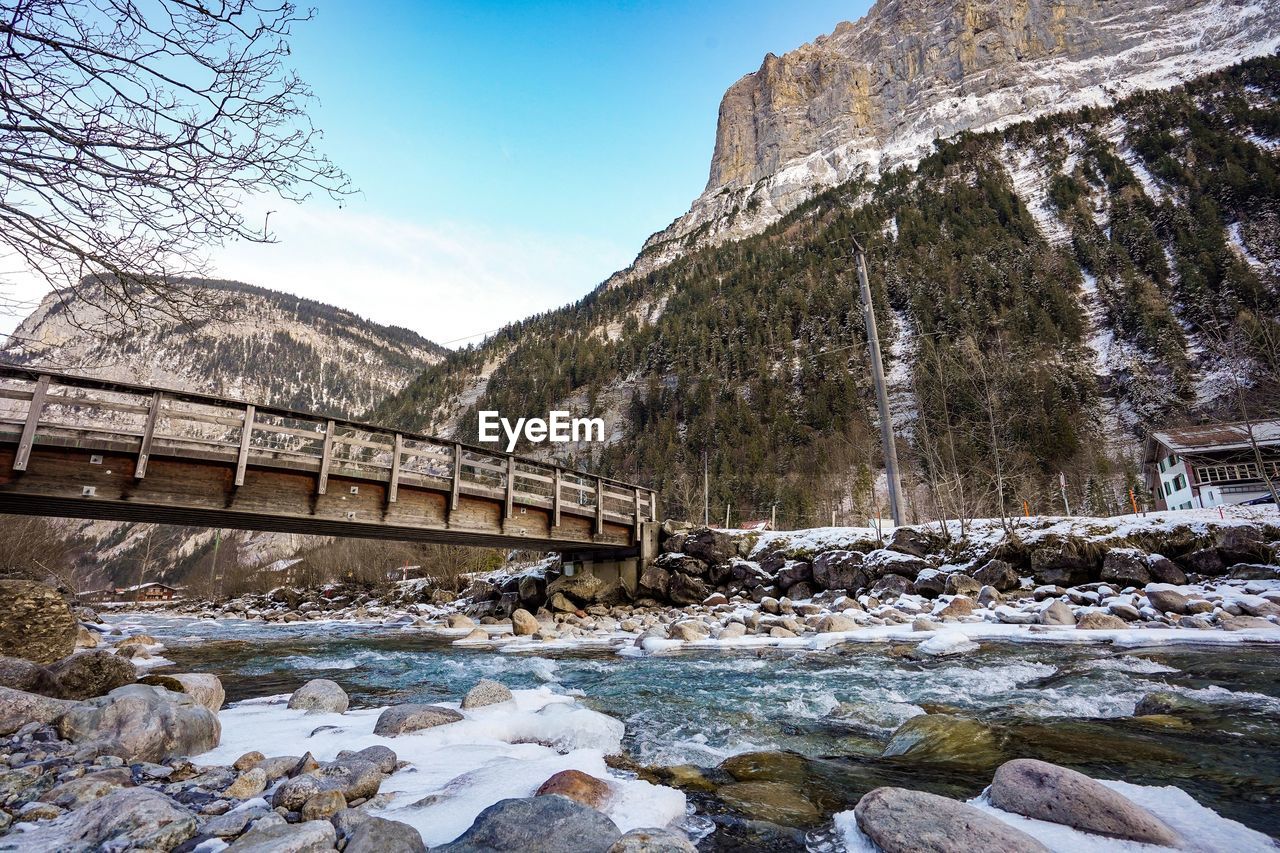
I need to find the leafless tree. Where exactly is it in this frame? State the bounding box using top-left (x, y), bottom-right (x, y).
top-left (0, 514), bottom-right (75, 585)
top-left (0, 0), bottom-right (350, 328)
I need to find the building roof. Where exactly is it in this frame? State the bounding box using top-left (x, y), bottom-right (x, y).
top-left (1151, 419), bottom-right (1280, 456)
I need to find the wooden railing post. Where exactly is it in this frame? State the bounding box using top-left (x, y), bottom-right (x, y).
top-left (552, 467), bottom-right (562, 528)
top-left (387, 433), bottom-right (403, 504)
top-left (633, 485), bottom-right (642, 538)
top-left (649, 489), bottom-right (658, 522)
top-left (317, 419), bottom-right (336, 495)
top-left (13, 374), bottom-right (50, 472)
top-left (450, 442), bottom-right (462, 512)
top-left (594, 476), bottom-right (604, 536)
top-left (234, 404), bottom-right (255, 487)
top-left (134, 391), bottom-right (163, 479)
top-left (504, 456), bottom-right (515, 519)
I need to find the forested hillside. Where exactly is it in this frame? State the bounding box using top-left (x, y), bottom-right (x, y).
top-left (377, 59), bottom-right (1280, 528)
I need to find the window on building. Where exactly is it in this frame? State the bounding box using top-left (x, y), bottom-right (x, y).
top-left (1158, 458), bottom-right (1166, 473)
top-left (1170, 454), bottom-right (1178, 466)
top-left (1164, 482), bottom-right (1172, 497)
top-left (1174, 473), bottom-right (1187, 491)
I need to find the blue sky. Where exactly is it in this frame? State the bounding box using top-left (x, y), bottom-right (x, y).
top-left (6, 1), bottom-right (872, 344)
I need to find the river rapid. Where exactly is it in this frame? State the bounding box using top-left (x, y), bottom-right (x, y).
top-left (121, 613), bottom-right (1280, 849)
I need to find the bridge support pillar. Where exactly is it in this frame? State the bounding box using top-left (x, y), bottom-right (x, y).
top-left (560, 522), bottom-right (659, 599)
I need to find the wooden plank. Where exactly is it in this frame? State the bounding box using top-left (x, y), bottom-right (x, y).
top-left (43, 393), bottom-right (152, 415)
top-left (234, 404), bottom-right (255, 486)
top-left (650, 489), bottom-right (658, 522)
top-left (633, 486), bottom-right (642, 537)
top-left (594, 476), bottom-right (604, 536)
top-left (133, 391), bottom-right (163, 478)
top-left (552, 467), bottom-right (562, 528)
top-left (317, 419), bottom-right (335, 495)
top-left (388, 433), bottom-right (403, 504)
top-left (450, 442), bottom-right (462, 513)
top-left (504, 455), bottom-right (515, 519)
top-left (13, 375), bottom-right (50, 471)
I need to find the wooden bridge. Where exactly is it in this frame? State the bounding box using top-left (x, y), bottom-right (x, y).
top-left (0, 366), bottom-right (657, 554)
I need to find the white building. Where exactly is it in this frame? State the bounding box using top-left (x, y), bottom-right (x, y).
top-left (1145, 420), bottom-right (1280, 510)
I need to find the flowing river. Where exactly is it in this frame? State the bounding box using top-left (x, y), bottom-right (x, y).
top-left (122, 614), bottom-right (1280, 849)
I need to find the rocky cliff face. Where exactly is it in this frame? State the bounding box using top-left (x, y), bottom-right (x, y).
top-left (634, 0), bottom-right (1279, 269)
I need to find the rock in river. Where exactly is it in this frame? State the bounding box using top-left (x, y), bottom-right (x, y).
top-left (882, 714), bottom-right (1001, 770)
top-left (287, 678), bottom-right (349, 714)
top-left (434, 795), bottom-right (621, 853)
top-left (56, 684), bottom-right (220, 763)
top-left (989, 758), bottom-right (1182, 846)
top-left (374, 703), bottom-right (463, 736)
top-left (0, 685), bottom-right (76, 735)
top-left (47, 649), bottom-right (137, 700)
top-left (536, 769), bottom-right (612, 809)
top-left (345, 816), bottom-right (428, 853)
top-left (462, 678), bottom-right (513, 709)
top-left (854, 786), bottom-right (1050, 853)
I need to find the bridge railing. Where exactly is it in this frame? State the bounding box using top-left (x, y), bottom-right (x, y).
top-left (0, 366), bottom-right (657, 534)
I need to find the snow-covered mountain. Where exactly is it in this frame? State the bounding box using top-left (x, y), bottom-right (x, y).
top-left (627, 0), bottom-right (1280, 280)
top-left (1, 277), bottom-right (444, 419)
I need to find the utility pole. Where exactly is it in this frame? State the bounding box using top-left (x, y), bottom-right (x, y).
top-left (851, 238), bottom-right (906, 527)
top-left (702, 451), bottom-right (709, 526)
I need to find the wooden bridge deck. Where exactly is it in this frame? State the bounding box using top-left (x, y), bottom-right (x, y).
top-left (0, 366), bottom-right (656, 551)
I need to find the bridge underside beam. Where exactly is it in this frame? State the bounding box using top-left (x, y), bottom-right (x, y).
top-left (0, 447), bottom-right (636, 553)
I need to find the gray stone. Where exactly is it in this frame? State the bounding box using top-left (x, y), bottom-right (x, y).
top-left (1220, 614), bottom-right (1279, 631)
top-left (1144, 586), bottom-right (1189, 615)
top-left (973, 559), bottom-right (1021, 592)
top-left (1100, 549), bottom-right (1150, 587)
top-left (511, 609), bottom-right (539, 636)
top-left (1039, 601), bottom-right (1075, 626)
top-left (667, 572), bottom-right (712, 606)
top-left (0, 655), bottom-right (60, 696)
top-left (0, 685), bottom-right (75, 735)
top-left (224, 767), bottom-right (268, 799)
top-left (1075, 612), bottom-right (1128, 630)
top-left (912, 569), bottom-right (947, 598)
top-left (56, 684), bottom-right (220, 763)
top-left (989, 758), bottom-right (1181, 846)
top-left (287, 678), bottom-right (349, 714)
top-left (816, 614), bottom-right (860, 633)
top-left (336, 744), bottom-right (397, 774)
top-left (7, 786), bottom-right (196, 852)
top-left (943, 574), bottom-right (980, 597)
top-left (168, 672), bottom-right (225, 712)
top-left (47, 650), bottom-right (137, 700)
top-left (0, 581), bottom-right (77, 664)
top-left (38, 768), bottom-right (133, 809)
top-left (636, 565), bottom-right (671, 600)
top-left (1147, 556), bottom-right (1187, 585)
top-left (225, 818), bottom-right (337, 852)
top-left (854, 786), bottom-right (1050, 853)
top-left (435, 795), bottom-right (621, 853)
top-left (608, 827), bottom-right (698, 852)
top-left (682, 528), bottom-right (740, 564)
top-left (871, 574), bottom-right (913, 598)
top-left (1229, 563), bottom-right (1280, 581)
top-left (203, 804), bottom-right (271, 837)
top-left (345, 816), bottom-right (428, 853)
top-left (812, 550), bottom-right (868, 592)
top-left (462, 678), bottom-right (514, 709)
top-left (374, 703), bottom-right (463, 736)
top-left (1031, 542), bottom-right (1095, 587)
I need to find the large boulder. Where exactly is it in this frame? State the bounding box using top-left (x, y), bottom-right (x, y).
top-left (345, 817), bottom-right (428, 853)
top-left (774, 560), bottom-right (812, 590)
top-left (973, 559), bottom-right (1020, 592)
top-left (854, 787), bottom-right (1050, 853)
top-left (1039, 600), bottom-right (1076, 626)
top-left (0, 655), bottom-right (60, 696)
top-left (1075, 612), bottom-right (1128, 630)
top-left (812, 550), bottom-right (868, 592)
top-left (225, 817), bottom-right (336, 852)
top-left (9, 786), bottom-right (196, 852)
top-left (682, 528), bottom-right (741, 565)
top-left (47, 650), bottom-right (137, 700)
top-left (435, 795), bottom-right (621, 853)
top-left (546, 572), bottom-right (617, 606)
top-left (912, 569), bottom-right (948, 599)
top-left (667, 572), bottom-right (712, 605)
top-left (511, 608), bottom-right (539, 636)
top-left (1100, 549), bottom-right (1150, 588)
top-left (889, 526), bottom-right (934, 558)
top-left (168, 673), bottom-right (225, 712)
top-left (0, 685), bottom-right (76, 736)
top-left (1030, 541), bottom-right (1096, 587)
top-left (287, 679), bottom-right (349, 714)
top-left (636, 565), bottom-right (671, 600)
top-left (652, 552), bottom-right (710, 579)
top-left (943, 574), bottom-right (980, 597)
top-left (373, 703), bottom-right (463, 736)
top-left (1217, 526), bottom-right (1273, 566)
top-left (1179, 547), bottom-right (1225, 576)
top-left (864, 549), bottom-right (928, 580)
top-left (56, 684), bottom-right (221, 763)
top-left (608, 828), bottom-right (697, 852)
top-left (1145, 586), bottom-right (1189, 615)
top-left (989, 759), bottom-right (1181, 846)
top-left (1146, 555), bottom-right (1187, 585)
top-left (0, 580), bottom-right (76, 664)
top-left (272, 757), bottom-right (383, 809)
